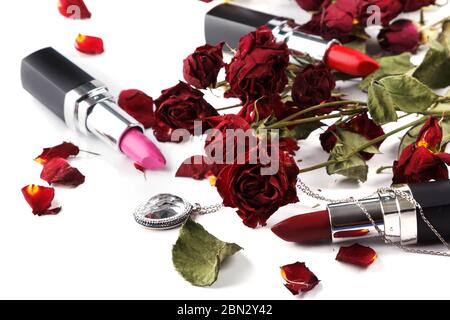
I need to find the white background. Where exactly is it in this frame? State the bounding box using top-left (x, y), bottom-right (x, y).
top-left (1, 0), bottom-right (450, 300)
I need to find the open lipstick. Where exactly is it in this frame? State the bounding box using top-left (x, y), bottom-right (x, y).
top-left (21, 47), bottom-right (166, 170)
top-left (272, 180), bottom-right (450, 246)
top-left (205, 3), bottom-right (380, 77)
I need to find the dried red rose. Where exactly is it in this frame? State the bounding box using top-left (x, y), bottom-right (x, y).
top-left (378, 20), bottom-right (421, 54)
top-left (336, 243), bottom-right (377, 267)
top-left (75, 34), bottom-right (104, 55)
top-left (34, 142), bottom-right (80, 164)
top-left (40, 158), bottom-right (85, 188)
top-left (153, 82), bottom-right (219, 142)
top-left (118, 89), bottom-right (155, 129)
top-left (176, 155), bottom-right (225, 180)
top-left (238, 95), bottom-right (285, 123)
top-left (21, 185), bottom-right (62, 216)
top-left (279, 138), bottom-right (300, 156)
top-left (292, 63), bottom-right (336, 111)
top-left (393, 118), bottom-right (450, 184)
top-left (299, 12), bottom-right (356, 43)
top-left (401, 0), bottom-right (436, 12)
top-left (295, 0), bottom-right (325, 11)
top-left (225, 26), bottom-right (289, 102)
top-left (204, 114), bottom-right (253, 163)
top-left (281, 262), bottom-right (320, 295)
top-left (58, 0), bottom-right (91, 19)
top-left (361, 0), bottom-right (403, 27)
top-left (320, 0), bottom-right (365, 41)
top-left (216, 150), bottom-right (299, 228)
top-left (320, 113), bottom-right (385, 160)
top-left (183, 43), bottom-right (225, 89)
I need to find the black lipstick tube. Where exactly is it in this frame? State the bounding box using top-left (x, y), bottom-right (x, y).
top-left (328, 180), bottom-right (450, 245)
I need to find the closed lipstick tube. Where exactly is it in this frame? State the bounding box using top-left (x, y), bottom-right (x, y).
top-left (21, 47), bottom-right (166, 170)
top-left (205, 3), bottom-right (380, 77)
top-left (272, 180), bottom-right (450, 245)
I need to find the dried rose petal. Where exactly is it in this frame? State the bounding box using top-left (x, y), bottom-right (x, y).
top-left (21, 185), bottom-right (61, 216)
top-left (134, 163), bottom-right (146, 173)
top-left (75, 34), bottom-right (104, 55)
top-left (336, 243), bottom-right (377, 267)
top-left (40, 158), bottom-right (85, 188)
top-left (280, 262), bottom-right (320, 295)
top-left (58, 0), bottom-right (91, 19)
top-left (35, 142), bottom-right (80, 164)
top-left (118, 90), bottom-right (155, 129)
top-left (176, 155), bottom-right (224, 180)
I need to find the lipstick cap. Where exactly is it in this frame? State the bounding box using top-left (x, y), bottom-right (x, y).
top-left (205, 4), bottom-right (275, 48)
top-left (21, 47), bottom-right (94, 121)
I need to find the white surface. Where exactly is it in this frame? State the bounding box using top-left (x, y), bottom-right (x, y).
top-left (1, 0), bottom-right (450, 300)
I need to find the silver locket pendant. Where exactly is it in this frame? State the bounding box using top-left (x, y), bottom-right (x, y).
top-left (133, 194), bottom-right (223, 230)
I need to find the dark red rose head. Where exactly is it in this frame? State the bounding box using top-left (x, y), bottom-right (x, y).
top-left (319, 0), bottom-right (365, 40)
top-left (225, 26), bottom-right (289, 101)
top-left (183, 43), bottom-right (225, 89)
top-left (393, 118), bottom-right (450, 184)
top-left (292, 63), bottom-right (336, 110)
top-left (378, 20), bottom-right (421, 54)
top-left (216, 150), bottom-right (299, 228)
top-left (401, 0), bottom-right (436, 12)
top-left (118, 89), bottom-right (155, 129)
top-left (320, 113), bottom-right (385, 160)
top-left (361, 0), bottom-right (403, 26)
top-left (295, 0), bottom-right (325, 11)
top-left (238, 95), bottom-right (285, 123)
top-left (153, 82), bottom-right (219, 142)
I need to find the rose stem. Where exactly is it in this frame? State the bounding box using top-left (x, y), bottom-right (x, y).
top-left (216, 103), bottom-right (242, 111)
top-left (298, 117), bottom-right (428, 174)
top-left (79, 149), bottom-right (101, 156)
top-left (268, 100), bottom-right (367, 127)
top-left (376, 166), bottom-right (394, 174)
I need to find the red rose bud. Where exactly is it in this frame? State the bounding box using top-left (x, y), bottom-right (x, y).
top-left (238, 95), bottom-right (285, 123)
top-left (40, 158), bottom-right (86, 188)
top-left (361, 0), bottom-right (403, 27)
top-left (320, 113), bottom-right (385, 160)
top-left (58, 0), bottom-right (91, 19)
top-left (118, 89), bottom-right (155, 129)
top-left (75, 34), bottom-right (104, 55)
top-left (280, 262), bottom-right (320, 295)
top-left (34, 142), bottom-right (80, 164)
top-left (216, 152), bottom-right (299, 228)
top-left (292, 63), bottom-right (336, 111)
top-left (336, 243), bottom-right (377, 267)
top-left (402, 0), bottom-right (436, 12)
top-left (225, 26), bottom-right (289, 101)
top-left (153, 82), bottom-right (219, 142)
top-left (378, 20), bottom-right (421, 54)
top-left (295, 0), bottom-right (325, 11)
top-left (183, 43), bottom-right (225, 89)
top-left (21, 185), bottom-right (62, 216)
top-left (393, 118), bottom-right (450, 184)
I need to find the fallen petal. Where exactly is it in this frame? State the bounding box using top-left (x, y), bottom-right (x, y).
top-left (280, 262), bottom-right (320, 295)
top-left (21, 185), bottom-right (62, 216)
top-left (336, 243), bottom-right (377, 267)
top-left (175, 155), bottom-right (224, 180)
top-left (75, 34), bottom-right (104, 55)
top-left (34, 142), bottom-right (79, 164)
top-left (58, 0), bottom-right (91, 19)
top-left (40, 158), bottom-right (85, 188)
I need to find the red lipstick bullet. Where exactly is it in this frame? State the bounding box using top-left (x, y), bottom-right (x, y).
top-left (205, 3), bottom-right (380, 77)
top-left (272, 181), bottom-right (450, 246)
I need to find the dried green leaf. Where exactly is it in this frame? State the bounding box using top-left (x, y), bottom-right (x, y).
top-left (335, 128), bottom-right (381, 155)
top-left (440, 119), bottom-right (450, 149)
top-left (413, 41), bottom-right (450, 89)
top-left (367, 82), bottom-right (398, 125)
top-left (172, 218), bottom-right (242, 287)
top-left (327, 143), bottom-right (368, 182)
top-left (282, 122), bottom-right (325, 140)
top-left (379, 75), bottom-right (439, 113)
top-left (360, 53), bottom-right (414, 90)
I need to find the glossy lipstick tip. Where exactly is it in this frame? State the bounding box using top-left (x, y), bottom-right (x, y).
top-left (325, 44), bottom-right (380, 77)
top-left (120, 128), bottom-right (166, 170)
top-left (272, 210), bottom-right (332, 244)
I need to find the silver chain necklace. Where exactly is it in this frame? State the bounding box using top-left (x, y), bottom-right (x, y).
top-left (297, 179), bottom-right (450, 257)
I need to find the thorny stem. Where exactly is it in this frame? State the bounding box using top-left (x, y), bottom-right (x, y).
top-left (298, 117), bottom-right (428, 174)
